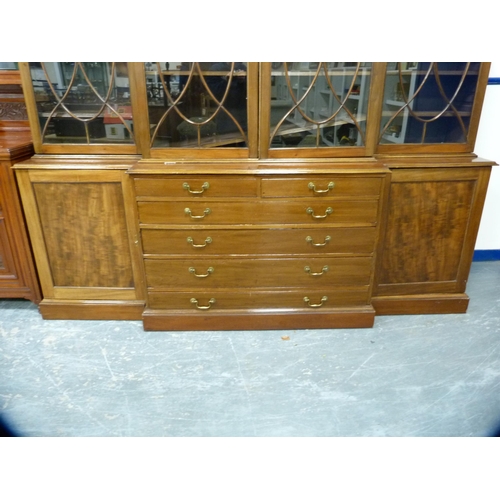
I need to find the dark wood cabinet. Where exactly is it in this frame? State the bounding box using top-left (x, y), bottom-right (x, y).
top-left (0, 134), bottom-right (41, 303)
top-left (0, 68), bottom-right (41, 303)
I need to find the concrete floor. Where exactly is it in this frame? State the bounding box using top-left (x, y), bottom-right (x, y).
top-left (1, 261), bottom-right (500, 437)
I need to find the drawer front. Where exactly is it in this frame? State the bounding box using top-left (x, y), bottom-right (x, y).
top-left (141, 227), bottom-right (378, 256)
top-left (137, 200), bottom-right (379, 225)
top-left (134, 176), bottom-right (259, 198)
top-left (261, 176), bottom-right (382, 198)
top-left (145, 257), bottom-right (373, 288)
top-left (148, 287), bottom-right (370, 310)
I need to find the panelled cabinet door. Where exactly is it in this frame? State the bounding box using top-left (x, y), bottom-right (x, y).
top-left (130, 62), bottom-right (259, 159)
top-left (373, 166), bottom-right (492, 306)
top-left (19, 62), bottom-right (141, 155)
top-left (15, 167), bottom-right (145, 319)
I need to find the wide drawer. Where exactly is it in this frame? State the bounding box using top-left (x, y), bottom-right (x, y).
top-left (141, 227), bottom-right (378, 256)
top-left (147, 287), bottom-right (370, 310)
top-left (145, 256), bottom-right (373, 288)
top-left (261, 176), bottom-right (383, 198)
top-left (134, 176), bottom-right (259, 198)
top-left (137, 199), bottom-right (379, 225)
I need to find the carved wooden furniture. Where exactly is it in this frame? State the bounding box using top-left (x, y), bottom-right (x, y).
top-left (0, 67), bottom-right (41, 303)
top-left (14, 62), bottom-right (496, 328)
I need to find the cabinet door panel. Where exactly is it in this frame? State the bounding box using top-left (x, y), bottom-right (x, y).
top-left (375, 167), bottom-right (491, 296)
top-left (33, 181), bottom-right (134, 288)
top-left (0, 218), bottom-right (16, 276)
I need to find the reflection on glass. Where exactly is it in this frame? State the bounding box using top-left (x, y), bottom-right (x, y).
top-left (29, 62), bottom-right (134, 144)
top-left (0, 63), bottom-right (18, 70)
top-left (269, 63), bottom-right (371, 149)
top-left (146, 62), bottom-right (248, 149)
top-left (379, 62), bottom-right (480, 145)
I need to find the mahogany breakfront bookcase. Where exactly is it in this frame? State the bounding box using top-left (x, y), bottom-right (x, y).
top-left (14, 62), bottom-right (496, 330)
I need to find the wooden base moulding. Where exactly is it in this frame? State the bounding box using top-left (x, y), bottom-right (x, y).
top-left (142, 307), bottom-right (376, 331)
top-left (372, 294), bottom-right (470, 316)
top-left (39, 300), bottom-right (145, 320)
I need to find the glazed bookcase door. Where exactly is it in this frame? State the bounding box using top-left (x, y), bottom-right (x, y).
top-left (131, 62), bottom-right (259, 159)
top-left (19, 62), bottom-right (142, 154)
top-left (377, 62), bottom-right (490, 154)
top-left (259, 62), bottom-right (384, 159)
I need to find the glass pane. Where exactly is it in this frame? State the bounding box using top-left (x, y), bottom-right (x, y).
top-left (0, 62), bottom-right (18, 70)
top-left (146, 62), bottom-right (248, 149)
top-left (379, 62), bottom-right (480, 145)
top-left (269, 63), bottom-right (371, 149)
top-left (29, 62), bottom-right (134, 145)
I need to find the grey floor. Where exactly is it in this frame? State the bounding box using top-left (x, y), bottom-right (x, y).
top-left (1, 261), bottom-right (500, 437)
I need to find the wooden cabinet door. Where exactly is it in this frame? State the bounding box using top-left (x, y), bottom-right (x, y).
top-left (373, 166), bottom-right (491, 313)
top-left (15, 167), bottom-right (145, 319)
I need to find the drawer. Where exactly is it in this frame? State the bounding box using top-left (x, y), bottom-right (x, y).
top-left (141, 227), bottom-right (378, 256)
top-left (145, 256), bottom-right (373, 288)
top-left (137, 199), bottom-right (379, 225)
top-left (134, 176), bottom-right (259, 198)
top-left (148, 287), bottom-right (370, 310)
top-left (261, 176), bottom-right (383, 198)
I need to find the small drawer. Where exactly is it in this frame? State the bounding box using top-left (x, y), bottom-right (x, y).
top-left (137, 199), bottom-right (379, 225)
top-left (261, 176), bottom-right (382, 198)
top-left (134, 175), bottom-right (259, 198)
top-left (147, 287), bottom-right (370, 310)
top-left (145, 256), bottom-right (373, 289)
top-left (141, 227), bottom-right (378, 256)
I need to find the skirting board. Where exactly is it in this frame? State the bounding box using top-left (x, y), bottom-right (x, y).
top-left (473, 250), bottom-right (500, 261)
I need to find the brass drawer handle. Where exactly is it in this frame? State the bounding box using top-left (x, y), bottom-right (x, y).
top-left (190, 298), bottom-right (216, 310)
top-left (308, 181), bottom-right (335, 194)
top-left (183, 181), bottom-right (209, 194)
top-left (187, 236), bottom-right (212, 248)
top-left (306, 235), bottom-right (331, 247)
top-left (306, 207), bottom-right (333, 219)
top-left (185, 207), bottom-right (211, 219)
top-left (189, 266), bottom-right (214, 278)
top-left (303, 296), bottom-right (328, 308)
top-left (304, 265), bottom-right (329, 276)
